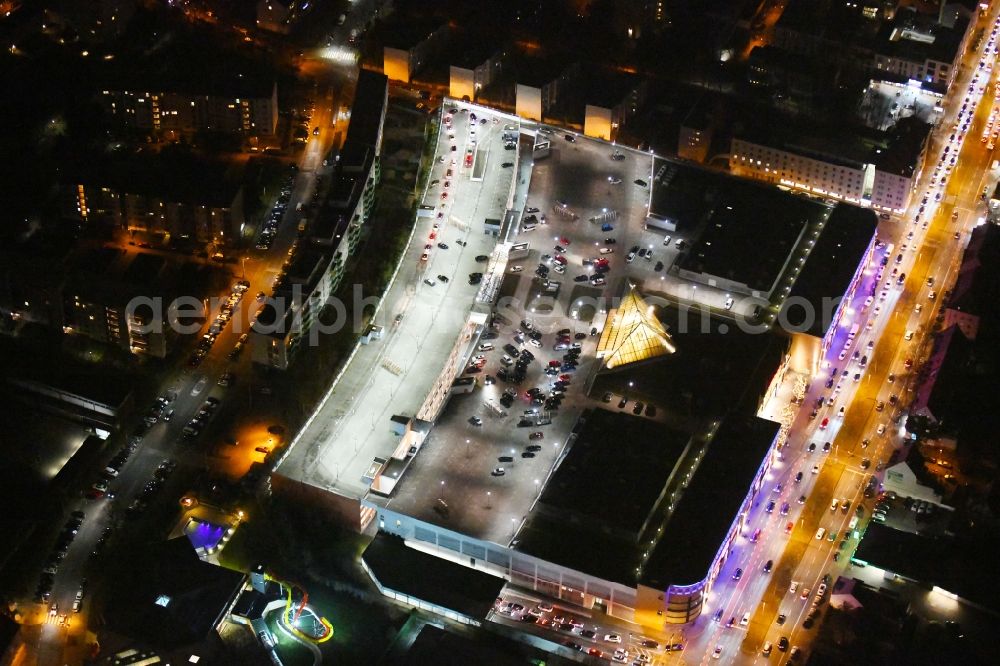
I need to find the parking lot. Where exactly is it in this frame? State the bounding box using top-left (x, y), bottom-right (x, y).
top-left (384, 129), bottom-right (676, 545)
top-left (277, 103), bottom-right (521, 505)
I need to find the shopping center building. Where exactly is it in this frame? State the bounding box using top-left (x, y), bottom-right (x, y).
top-left (272, 103), bottom-right (880, 629)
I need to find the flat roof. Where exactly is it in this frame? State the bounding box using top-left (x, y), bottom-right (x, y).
top-left (640, 413), bottom-right (778, 588)
top-left (582, 68), bottom-right (643, 109)
top-left (876, 13), bottom-right (969, 68)
top-left (397, 623), bottom-right (553, 666)
top-left (514, 302), bottom-right (785, 588)
top-left (676, 187), bottom-right (813, 294)
top-left (733, 104), bottom-right (930, 176)
top-left (510, 51), bottom-right (577, 88)
top-left (449, 29), bottom-right (506, 70)
top-left (648, 157), bottom-right (827, 240)
top-left (516, 410), bottom-right (689, 585)
top-left (103, 538), bottom-right (246, 649)
top-left (783, 203), bottom-right (877, 337)
top-left (650, 158), bottom-right (825, 293)
top-left (874, 115), bottom-right (932, 177)
top-left (5, 357), bottom-right (133, 409)
top-left (854, 522), bottom-right (1000, 613)
top-left (594, 305), bottom-right (788, 423)
top-left (0, 404), bottom-right (94, 547)
top-left (363, 533), bottom-right (505, 620)
top-left (122, 252), bottom-right (167, 285)
top-left (775, 0), bottom-right (879, 43)
top-left (284, 248), bottom-right (327, 285)
top-left (344, 70), bottom-right (388, 153)
top-left (378, 13), bottom-right (448, 51)
top-left (274, 107), bottom-right (508, 502)
top-left (310, 205), bottom-right (352, 247)
top-left (68, 149), bottom-right (243, 207)
top-left (536, 410), bottom-right (689, 537)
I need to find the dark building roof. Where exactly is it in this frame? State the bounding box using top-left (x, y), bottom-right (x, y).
top-left (535, 411), bottom-right (689, 538)
top-left (103, 537), bottom-right (246, 649)
top-left (69, 150), bottom-right (243, 207)
top-left (231, 589), bottom-right (268, 621)
top-left (874, 115), bottom-right (932, 177)
top-left (656, 160), bottom-right (823, 293)
top-left (783, 204), bottom-right (878, 338)
top-left (641, 414), bottom-right (779, 588)
top-left (775, 0), bottom-right (879, 43)
top-left (875, 11), bottom-right (969, 67)
top-left (6, 359), bottom-right (133, 411)
top-left (854, 522), bottom-right (1000, 613)
top-left (449, 29), bottom-right (507, 69)
top-left (0, 615), bottom-right (18, 661)
top-left (517, 409), bottom-right (780, 590)
top-left (344, 70), bottom-right (388, 154)
top-left (99, 24), bottom-right (276, 99)
top-left (310, 204), bottom-right (353, 248)
top-left (912, 325), bottom-right (975, 425)
top-left (395, 623), bottom-right (550, 666)
top-left (518, 309), bottom-right (785, 589)
top-left (649, 156), bottom-right (827, 241)
top-left (949, 222), bottom-right (1000, 319)
top-left (733, 104), bottom-right (930, 176)
top-left (255, 72), bottom-right (387, 342)
top-left (363, 533), bottom-right (504, 620)
top-left (379, 15), bottom-right (448, 50)
top-left (122, 252), bottom-right (167, 286)
top-left (510, 52), bottom-right (577, 88)
top-left (677, 189), bottom-right (810, 293)
top-left (582, 68), bottom-right (643, 109)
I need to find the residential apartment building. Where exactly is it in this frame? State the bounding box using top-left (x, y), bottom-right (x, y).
top-left (0, 247), bottom-right (177, 358)
top-left (251, 70), bottom-right (388, 370)
top-left (101, 82), bottom-right (278, 137)
top-left (582, 69), bottom-right (648, 141)
top-left (42, 0), bottom-right (136, 43)
top-left (448, 31), bottom-right (508, 102)
top-left (382, 18), bottom-right (449, 83)
top-left (513, 55), bottom-right (581, 122)
top-left (67, 152), bottom-right (246, 245)
top-left (730, 115), bottom-right (930, 213)
top-left (772, 0), bottom-right (972, 90)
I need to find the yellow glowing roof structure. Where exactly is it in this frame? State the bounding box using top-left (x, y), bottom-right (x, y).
top-left (596, 286), bottom-right (676, 369)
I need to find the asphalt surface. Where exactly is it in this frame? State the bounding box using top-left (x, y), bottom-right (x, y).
top-left (20, 81), bottom-right (343, 666)
top-left (685, 6), bottom-right (1000, 664)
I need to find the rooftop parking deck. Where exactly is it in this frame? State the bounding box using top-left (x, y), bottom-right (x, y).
top-left (275, 104), bottom-right (518, 504)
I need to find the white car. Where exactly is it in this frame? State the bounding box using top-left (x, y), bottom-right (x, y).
top-left (604, 633), bottom-right (622, 643)
top-left (510, 265), bottom-right (523, 273)
top-left (740, 612), bottom-right (750, 626)
top-left (713, 645), bottom-right (723, 659)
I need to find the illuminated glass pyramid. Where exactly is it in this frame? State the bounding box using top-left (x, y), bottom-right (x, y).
top-left (596, 285), bottom-right (676, 369)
